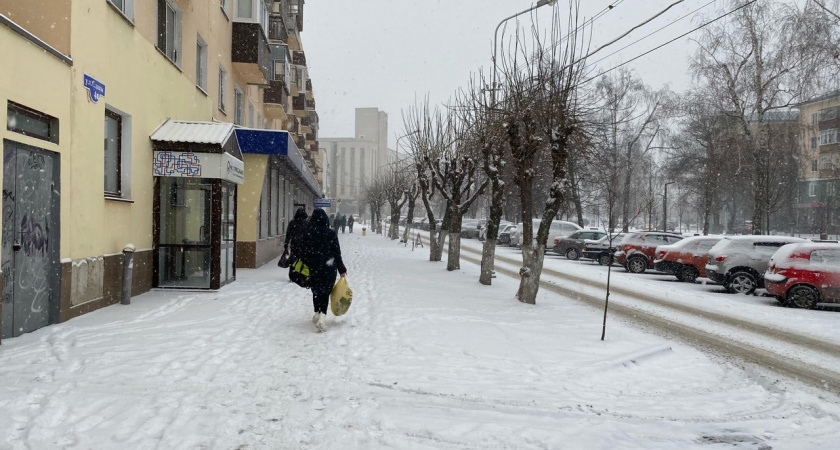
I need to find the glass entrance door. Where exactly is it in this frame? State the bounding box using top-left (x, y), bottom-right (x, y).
top-left (219, 182), bottom-right (236, 286)
top-left (157, 178), bottom-right (213, 288)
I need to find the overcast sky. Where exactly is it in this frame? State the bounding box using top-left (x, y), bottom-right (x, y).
top-left (303, 0), bottom-right (725, 148)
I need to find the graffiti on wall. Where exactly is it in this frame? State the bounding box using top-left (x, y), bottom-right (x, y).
top-left (1, 146), bottom-right (55, 338)
top-left (154, 151), bottom-right (202, 177)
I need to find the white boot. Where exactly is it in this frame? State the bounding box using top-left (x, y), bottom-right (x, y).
top-left (312, 312), bottom-right (320, 324)
top-left (315, 312), bottom-right (327, 332)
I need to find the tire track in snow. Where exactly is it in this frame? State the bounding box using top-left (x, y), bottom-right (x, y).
top-left (459, 247), bottom-right (840, 396)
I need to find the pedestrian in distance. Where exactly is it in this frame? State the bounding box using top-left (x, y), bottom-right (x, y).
top-left (332, 213), bottom-right (340, 232)
top-left (291, 208), bottom-right (347, 332)
top-left (348, 215), bottom-right (355, 233)
top-left (340, 214), bottom-right (347, 233)
top-left (281, 207), bottom-right (308, 268)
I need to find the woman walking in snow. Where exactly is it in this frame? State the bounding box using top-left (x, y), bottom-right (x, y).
top-left (348, 215), bottom-right (355, 233)
top-left (292, 208), bottom-right (347, 332)
top-left (282, 207), bottom-right (308, 266)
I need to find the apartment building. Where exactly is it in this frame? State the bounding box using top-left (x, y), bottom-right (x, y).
top-left (0, 0), bottom-right (322, 341)
top-left (798, 92), bottom-right (840, 236)
top-left (320, 108), bottom-right (396, 216)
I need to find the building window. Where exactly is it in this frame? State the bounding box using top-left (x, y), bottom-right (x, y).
top-left (220, 0), bottom-right (229, 17)
top-left (6, 101), bottom-right (59, 144)
top-left (828, 182), bottom-right (836, 197)
top-left (196, 35), bottom-right (208, 92)
top-left (819, 107), bottom-right (839, 121)
top-left (821, 156), bottom-right (833, 171)
top-left (104, 109), bottom-right (123, 196)
top-left (248, 103), bottom-right (254, 128)
top-left (809, 183), bottom-right (816, 197)
top-left (237, 0), bottom-right (253, 19)
top-left (218, 66), bottom-right (227, 112)
top-left (812, 113), bottom-right (817, 125)
top-left (820, 128), bottom-right (838, 146)
top-left (156, 0), bottom-right (182, 66)
top-left (234, 86), bottom-right (244, 125)
top-left (108, 0), bottom-right (135, 21)
top-left (811, 137), bottom-right (817, 149)
top-left (812, 160), bottom-right (818, 172)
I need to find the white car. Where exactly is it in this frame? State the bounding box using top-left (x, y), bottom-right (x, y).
top-left (509, 219), bottom-right (582, 249)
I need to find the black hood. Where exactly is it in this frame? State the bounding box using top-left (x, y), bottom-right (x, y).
top-left (310, 208), bottom-right (331, 228)
top-left (294, 207), bottom-right (308, 221)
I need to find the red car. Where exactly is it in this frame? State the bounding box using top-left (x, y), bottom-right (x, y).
top-left (653, 236), bottom-right (723, 283)
top-left (764, 243), bottom-right (840, 309)
top-left (614, 231), bottom-right (684, 274)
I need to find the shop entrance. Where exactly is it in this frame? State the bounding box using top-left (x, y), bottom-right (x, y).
top-left (155, 178), bottom-right (237, 290)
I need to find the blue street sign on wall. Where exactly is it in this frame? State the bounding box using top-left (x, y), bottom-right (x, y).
top-left (314, 198), bottom-right (331, 208)
top-left (83, 74), bottom-right (105, 103)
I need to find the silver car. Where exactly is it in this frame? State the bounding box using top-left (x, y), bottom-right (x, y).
top-left (509, 219), bottom-right (582, 249)
top-left (705, 235), bottom-right (810, 294)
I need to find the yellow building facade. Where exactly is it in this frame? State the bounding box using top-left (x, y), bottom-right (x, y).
top-left (1, 0), bottom-right (322, 341)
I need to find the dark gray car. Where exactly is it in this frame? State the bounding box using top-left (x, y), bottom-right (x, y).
top-left (552, 230), bottom-right (607, 260)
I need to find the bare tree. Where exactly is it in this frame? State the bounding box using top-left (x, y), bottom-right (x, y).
top-left (691, 0), bottom-right (830, 234)
top-left (383, 161), bottom-right (412, 240)
top-left (498, 2), bottom-right (591, 304)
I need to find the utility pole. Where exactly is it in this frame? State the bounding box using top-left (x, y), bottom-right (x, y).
top-left (663, 181), bottom-right (675, 232)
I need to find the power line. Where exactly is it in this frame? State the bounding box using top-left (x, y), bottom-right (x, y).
top-left (580, 0), bottom-right (760, 86)
top-left (589, 0), bottom-right (717, 67)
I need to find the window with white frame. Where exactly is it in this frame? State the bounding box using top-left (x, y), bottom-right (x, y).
top-left (220, 0), bottom-right (229, 17)
top-left (218, 66), bottom-right (227, 112)
top-left (820, 128), bottom-right (838, 146)
top-left (104, 107), bottom-right (132, 198)
top-left (234, 86), bottom-right (244, 125)
top-left (108, 0), bottom-right (135, 21)
top-left (809, 183), bottom-right (817, 197)
top-left (828, 182), bottom-right (836, 197)
top-left (821, 156), bottom-right (833, 170)
top-left (196, 35), bottom-right (208, 92)
top-left (237, 0), bottom-right (254, 19)
top-left (812, 160), bottom-right (818, 172)
top-left (812, 113), bottom-right (817, 126)
top-left (156, 0), bottom-right (182, 66)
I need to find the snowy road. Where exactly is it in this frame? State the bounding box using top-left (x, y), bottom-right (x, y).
top-left (1, 233), bottom-right (840, 449)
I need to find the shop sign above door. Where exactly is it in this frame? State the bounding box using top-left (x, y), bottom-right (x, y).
top-left (153, 151), bottom-right (245, 184)
top-left (83, 74), bottom-right (105, 103)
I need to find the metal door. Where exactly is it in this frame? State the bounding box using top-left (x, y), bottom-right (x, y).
top-left (2, 141), bottom-right (60, 338)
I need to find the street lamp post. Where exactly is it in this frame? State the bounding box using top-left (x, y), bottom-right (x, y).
top-left (491, 0), bottom-right (557, 108)
top-left (663, 181), bottom-right (675, 232)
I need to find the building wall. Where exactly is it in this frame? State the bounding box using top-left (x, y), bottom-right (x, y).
top-left (0, 0), bottom-right (71, 55)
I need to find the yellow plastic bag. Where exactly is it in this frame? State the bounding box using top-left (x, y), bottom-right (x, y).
top-left (330, 277), bottom-right (353, 316)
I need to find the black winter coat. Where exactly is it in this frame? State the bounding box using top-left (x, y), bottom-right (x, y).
top-left (284, 208), bottom-right (309, 250)
top-left (292, 209), bottom-right (347, 292)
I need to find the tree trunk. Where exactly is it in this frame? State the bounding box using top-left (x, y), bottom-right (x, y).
top-left (402, 196), bottom-right (417, 243)
top-left (389, 205), bottom-right (400, 240)
top-left (480, 179), bottom-right (504, 285)
top-left (446, 205), bottom-right (463, 271)
top-left (433, 206), bottom-right (451, 262)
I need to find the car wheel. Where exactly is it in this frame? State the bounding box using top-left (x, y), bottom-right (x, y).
top-left (726, 271), bottom-right (757, 295)
top-left (627, 256), bottom-right (647, 274)
top-left (786, 285), bottom-right (819, 309)
top-left (678, 266), bottom-right (699, 283)
top-left (598, 254), bottom-right (613, 266)
top-left (565, 248), bottom-right (580, 260)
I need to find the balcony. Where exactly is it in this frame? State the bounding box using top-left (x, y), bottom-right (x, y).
top-left (263, 80), bottom-right (289, 120)
top-left (299, 116), bottom-right (310, 127)
top-left (305, 133), bottom-right (315, 142)
top-left (306, 79), bottom-right (312, 92)
top-left (293, 51), bottom-right (306, 66)
top-left (232, 22), bottom-right (271, 85)
top-left (268, 15), bottom-right (288, 42)
top-left (306, 98), bottom-right (316, 110)
top-left (287, 115), bottom-right (299, 133)
top-left (293, 94), bottom-right (306, 114)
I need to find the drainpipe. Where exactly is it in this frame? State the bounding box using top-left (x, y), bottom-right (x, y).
top-left (122, 244), bottom-right (136, 305)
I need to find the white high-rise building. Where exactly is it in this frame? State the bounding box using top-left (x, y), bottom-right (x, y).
top-left (320, 108), bottom-right (396, 216)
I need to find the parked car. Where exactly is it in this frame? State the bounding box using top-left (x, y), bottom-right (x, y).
top-left (653, 235), bottom-right (724, 283)
top-left (705, 235), bottom-right (810, 294)
top-left (552, 229), bottom-right (607, 260)
top-left (614, 231), bottom-right (685, 274)
top-left (509, 219), bottom-right (582, 249)
top-left (460, 219), bottom-right (483, 239)
top-left (581, 234), bottom-right (625, 266)
top-left (497, 223), bottom-right (516, 246)
top-left (764, 243), bottom-right (840, 308)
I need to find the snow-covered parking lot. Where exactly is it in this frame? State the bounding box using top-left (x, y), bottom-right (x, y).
top-left (1, 233), bottom-right (840, 449)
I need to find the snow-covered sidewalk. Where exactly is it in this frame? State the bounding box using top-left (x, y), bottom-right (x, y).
top-left (1, 233), bottom-right (840, 449)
